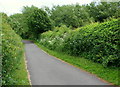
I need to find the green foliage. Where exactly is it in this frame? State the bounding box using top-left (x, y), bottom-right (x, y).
top-left (8, 6), bottom-right (52, 39)
top-left (39, 25), bottom-right (70, 51)
top-left (22, 6), bottom-right (52, 39)
top-left (86, 2), bottom-right (120, 22)
top-left (8, 13), bottom-right (29, 38)
top-left (38, 19), bottom-right (120, 67)
top-left (44, 2), bottom-right (120, 28)
top-left (49, 5), bottom-right (93, 28)
top-left (1, 13), bottom-right (25, 85)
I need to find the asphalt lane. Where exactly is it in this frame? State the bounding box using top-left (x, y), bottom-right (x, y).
top-left (23, 40), bottom-right (109, 85)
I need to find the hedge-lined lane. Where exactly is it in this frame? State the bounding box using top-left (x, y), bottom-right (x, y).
top-left (24, 40), bottom-right (109, 85)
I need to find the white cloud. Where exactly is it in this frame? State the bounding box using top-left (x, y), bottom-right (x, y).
top-left (0, 0), bottom-right (93, 16)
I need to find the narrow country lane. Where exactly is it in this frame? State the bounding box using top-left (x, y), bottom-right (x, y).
top-left (23, 40), bottom-right (109, 85)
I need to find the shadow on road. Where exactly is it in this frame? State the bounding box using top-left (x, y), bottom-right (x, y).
top-left (22, 40), bottom-right (34, 44)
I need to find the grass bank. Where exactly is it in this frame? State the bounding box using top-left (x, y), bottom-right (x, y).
top-left (35, 42), bottom-right (119, 86)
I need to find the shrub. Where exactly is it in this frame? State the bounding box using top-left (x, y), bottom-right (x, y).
top-left (39, 19), bottom-right (120, 67)
top-left (39, 25), bottom-right (71, 51)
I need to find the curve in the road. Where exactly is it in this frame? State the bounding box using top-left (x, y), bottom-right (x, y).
top-left (23, 40), bottom-right (110, 85)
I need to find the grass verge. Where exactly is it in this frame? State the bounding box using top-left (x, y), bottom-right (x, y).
top-left (8, 45), bottom-right (30, 85)
top-left (35, 42), bottom-right (119, 86)
top-left (10, 54), bottom-right (30, 85)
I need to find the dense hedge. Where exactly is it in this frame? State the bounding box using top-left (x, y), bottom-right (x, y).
top-left (2, 13), bottom-right (24, 84)
top-left (39, 19), bottom-right (120, 67)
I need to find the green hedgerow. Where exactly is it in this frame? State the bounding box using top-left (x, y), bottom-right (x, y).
top-left (38, 19), bottom-right (120, 67)
top-left (1, 13), bottom-right (25, 85)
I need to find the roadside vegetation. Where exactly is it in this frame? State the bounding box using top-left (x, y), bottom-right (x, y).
top-left (39, 19), bottom-right (120, 67)
top-left (1, 1), bottom-right (120, 85)
top-left (35, 19), bottom-right (120, 85)
top-left (1, 13), bottom-right (30, 85)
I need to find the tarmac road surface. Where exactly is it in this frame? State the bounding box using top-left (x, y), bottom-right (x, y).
top-left (23, 40), bottom-right (110, 85)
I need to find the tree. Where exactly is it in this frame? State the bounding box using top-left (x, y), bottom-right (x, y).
top-left (48, 4), bottom-right (94, 28)
top-left (8, 13), bottom-right (29, 38)
top-left (86, 2), bottom-right (120, 22)
top-left (50, 5), bottom-right (81, 28)
top-left (22, 6), bottom-right (52, 38)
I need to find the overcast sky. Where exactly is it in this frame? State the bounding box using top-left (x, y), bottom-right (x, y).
top-left (0, 0), bottom-right (95, 16)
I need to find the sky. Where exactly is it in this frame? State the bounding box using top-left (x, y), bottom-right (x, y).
top-left (0, 0), bottom-right (94, 16)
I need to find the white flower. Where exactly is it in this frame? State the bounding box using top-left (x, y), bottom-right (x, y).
top-left (1, 34), bottom-right (4, 36)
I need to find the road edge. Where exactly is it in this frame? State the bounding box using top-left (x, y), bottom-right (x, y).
top-left (24, 53), bottom-right (32, 85)
top-left (35, 43), bottom-right (116, 86)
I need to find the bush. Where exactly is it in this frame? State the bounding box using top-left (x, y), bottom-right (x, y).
top-left (39, 19), bottom-right (120, 67)
top-left (39, 25), bottom-right (71, 51)
top-left (1, 13), bottom-right (24, 85)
